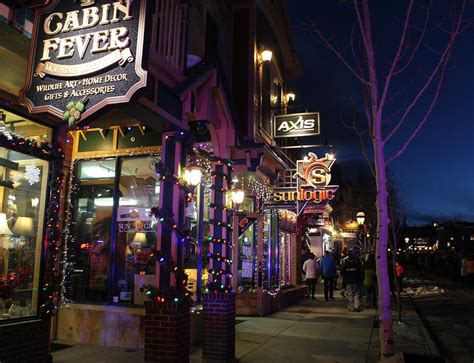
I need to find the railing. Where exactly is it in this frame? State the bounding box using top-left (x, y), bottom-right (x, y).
top-left (153, 0), bottom-right (188, 73)
top-left (275, 169), bottom-right (297, 191)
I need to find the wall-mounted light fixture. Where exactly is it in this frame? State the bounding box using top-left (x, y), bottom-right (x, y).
top-left (285, 92), bottom-right (295, 102)
top-left (260, 50), bottom-right (273, 62)
top-left (183, 164), bottom-right (203, 187)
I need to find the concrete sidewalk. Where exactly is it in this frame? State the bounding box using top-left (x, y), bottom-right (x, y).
top-left (52, 285), bottom-right (440, 362)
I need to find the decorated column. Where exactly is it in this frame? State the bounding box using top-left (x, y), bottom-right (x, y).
top-left (145, 131), bottom-right (192, 362)
top-left (202, 154), bottom-right (236, 362)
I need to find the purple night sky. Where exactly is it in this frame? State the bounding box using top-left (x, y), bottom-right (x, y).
top-left (285, 0), bottom-right (474, 225)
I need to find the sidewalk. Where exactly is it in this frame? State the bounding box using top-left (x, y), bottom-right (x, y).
top-left (52, 284), bottom-right (440, 363)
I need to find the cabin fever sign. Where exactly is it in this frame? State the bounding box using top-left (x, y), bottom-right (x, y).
top-left (20, 0), bottom-right (147, 122)
top-left (273, 112), bottom-right (320, 138)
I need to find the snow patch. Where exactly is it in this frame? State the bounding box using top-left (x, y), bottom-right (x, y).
top-left (404, 285), bottom-right (446, 297)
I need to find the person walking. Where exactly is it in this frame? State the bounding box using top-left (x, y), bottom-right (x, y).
top-left (303, 253), bottom-right (319, 299)
top-left (460, 253), bottom-right (468, 286)
top-left (341, 250), bottom-right (363, 312)
top-left (363, 254), bottom-right (377, 308)
top-left (320, 250), bottom-right (337, 301)
top-left (395, 261), bottom-right (404, 291)
top-left (466, 254), bottom-right (474, 288)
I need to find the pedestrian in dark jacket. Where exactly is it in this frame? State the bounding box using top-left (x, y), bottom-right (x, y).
top-left (363, 254), bottom-right (377, 308)
top-left (341, 250), bottom-right (363, 312)
top-left (320, 250), bottom-right (337, 301)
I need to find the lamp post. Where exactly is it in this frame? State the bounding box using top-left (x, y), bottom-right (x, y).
top-left (184, 164), bottom-right (203, 302)
top-left (356, 211), bottom-right (366, 251)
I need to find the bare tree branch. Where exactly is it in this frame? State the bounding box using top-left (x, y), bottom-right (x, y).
top-left (355, 0), bottom-right (380, 118)
top-left (307, 22), bottom-right (370, 85)
top-left (339, 110), bottom-right (376, 177)
top-left (377, 0), bottom-right (414, 113)
top-left (385, 60), bottom-right (447, 166)
top-left (383, 0), bottom-right (465, 144)
top-left (393, 2), bottom-right (432, 76)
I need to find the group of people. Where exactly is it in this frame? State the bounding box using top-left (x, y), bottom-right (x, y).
top-left (411, 250), bottom-right (474, 287)
top-left (302, 249), bottom-right (380, 312)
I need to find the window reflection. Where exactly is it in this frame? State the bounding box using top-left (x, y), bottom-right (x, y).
top-left (70, 156), bottom-right (160, 305)
top-left (0, 148), bottom-right (49, 319)
top-left (114, 157), bottom-right (159, 304)
top-left (72, 160), bottom-right (116, 302)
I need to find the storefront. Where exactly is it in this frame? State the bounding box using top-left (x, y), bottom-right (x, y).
top-left (0, 109), bottom-right (57, 320)
top-left (0, 106), bottom-right (64, 361)
top-left (228, 171), bottom-right (302, 316)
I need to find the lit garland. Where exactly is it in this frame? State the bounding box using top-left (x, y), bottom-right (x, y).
top-left (235, 174), bottom-right (273, 208)
top-left (209, 202), bottom-right (233, 212)
top-left (150, 207), bottom-right (192, 242)
top-left (155, 162), bottom-right (191, 194)
top-left (143, 251), bottom-right (192, 303)
top-left (207, 253), bottom-right (233, 265)
top-left (208, 219), bottom-right (233, 230)
top-left (0, 132), bottom-right (65, 318)
top-left (195, 148), bottom-right (233, 168)
top-left (40, 169), bottom-right (65, 317)
top-left (193, 149), bottom-right (235, 294)
top-left (205, 236), bottom-right (234, 247)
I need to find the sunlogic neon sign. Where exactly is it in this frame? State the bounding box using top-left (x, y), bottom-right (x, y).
top-left (20, 0), bottom-right (147, 122)
top-left (273, 112), bottom-right (320, 138)
top-left (273, 153), bottom-right (339, 203)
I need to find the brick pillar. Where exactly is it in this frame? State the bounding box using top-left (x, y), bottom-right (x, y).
top-left (202, 292), bottom-right (236, 362)
top-left (156, 132), bottom-right (184, 289)
top-left (202, 159), bottom-right (235, 362)
top-left (144, 300), bottom-right (191, 362)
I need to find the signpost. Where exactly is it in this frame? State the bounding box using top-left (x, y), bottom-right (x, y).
top-left (20, 0), bottom-right (148, 122)
top-left (273, 112), bottom-right (320, 138)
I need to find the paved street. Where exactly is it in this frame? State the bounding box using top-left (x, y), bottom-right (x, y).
top-left (409, 278), bottom-right (474, 363)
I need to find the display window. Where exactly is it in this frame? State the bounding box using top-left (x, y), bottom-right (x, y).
top-left (279, 231), bottom-right (292, 286)
top-left (237, 219), bottom-right (257, 291)
top-left (0, 110), bottom-right (53, 320)
top-left (69, 155), bottom-right (161, 305)
top-left (264, 210), bottom-right (279, 289)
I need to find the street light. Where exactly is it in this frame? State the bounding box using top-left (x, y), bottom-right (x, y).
top-left (356, 211), bottom-right (366, 226)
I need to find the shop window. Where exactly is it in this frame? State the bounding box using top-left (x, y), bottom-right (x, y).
top-left (279, 231), bottom-right (292, 286)
top-left (71, 159), bottom-right (116, 302)
top-left (264, 210), bottom-right (279, 289)
top-left (0, 147), bottom-right (50, 320)
top-left (70, 155), bottom-right (160, 305)
top-left (77, 130), bottom-right (114, 153)
top-left (183, 189), bottom-right (211, 301)
top-left (0, 108), bottom-right (53, 143)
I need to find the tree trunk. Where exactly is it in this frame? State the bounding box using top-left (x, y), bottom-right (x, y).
top-left (373, 132), bottom-right (396, 357)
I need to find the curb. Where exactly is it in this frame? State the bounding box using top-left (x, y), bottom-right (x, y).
top-left (405, 293), bottom-right (442, 358)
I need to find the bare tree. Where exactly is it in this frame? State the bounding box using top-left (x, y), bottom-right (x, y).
top-left (306, 0), bottom-right (468, 357)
